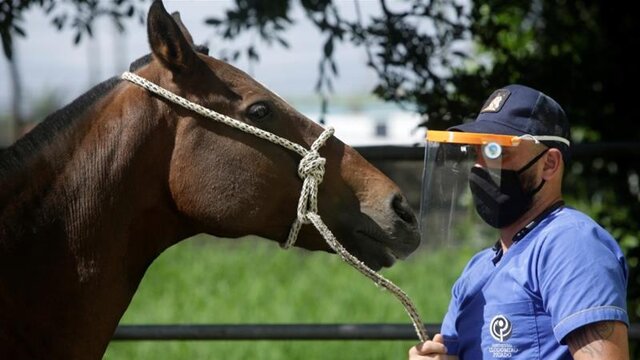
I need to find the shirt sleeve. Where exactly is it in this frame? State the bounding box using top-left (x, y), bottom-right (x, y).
top-left (440, 278), bottom-right (461, 355)
top-left (537, 221), bottom-right (629, 344)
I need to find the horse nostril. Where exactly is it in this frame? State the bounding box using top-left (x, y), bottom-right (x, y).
top-left (391, 193), bottom-right (417, 225)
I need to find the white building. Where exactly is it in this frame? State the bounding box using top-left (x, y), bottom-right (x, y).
top-left (300, 102), bottom-right (426, 147)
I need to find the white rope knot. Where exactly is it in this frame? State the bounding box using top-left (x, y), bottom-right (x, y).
top-left (298, 151), bottom-right (325, 181)
top-left (283, 127), bottom-right (334, 248)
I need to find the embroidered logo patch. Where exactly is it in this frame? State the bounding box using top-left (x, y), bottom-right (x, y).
top-left (480, 89), bottom-right (510, 113)
top-left (490, 314), bottom-right (513, 342)
top-left (488, 314), bottom-right (519, 357)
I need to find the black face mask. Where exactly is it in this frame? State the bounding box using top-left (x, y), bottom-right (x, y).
top-left (468, 149), bottom-right (549, 228)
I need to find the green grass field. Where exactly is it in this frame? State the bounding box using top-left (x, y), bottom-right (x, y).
top-left (103, 235), bottom-right (476, 359)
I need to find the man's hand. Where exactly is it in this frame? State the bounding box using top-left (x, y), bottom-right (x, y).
top-left (408, 333), bottom-right (457, 360)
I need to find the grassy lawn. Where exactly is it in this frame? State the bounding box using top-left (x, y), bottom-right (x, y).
top-left (103, 235), bottom-right (477, 359)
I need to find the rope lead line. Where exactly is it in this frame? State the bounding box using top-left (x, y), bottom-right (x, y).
top-left (121, 71), bottom-right (429, 342)
top-left (306, 213), bottom-right (428, 342)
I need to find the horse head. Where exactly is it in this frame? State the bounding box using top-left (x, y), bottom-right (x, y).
top-left (131, 1), bottom-right (420, 270)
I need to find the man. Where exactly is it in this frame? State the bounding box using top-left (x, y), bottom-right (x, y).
top-left (410, 84), bottom-right (629, 359)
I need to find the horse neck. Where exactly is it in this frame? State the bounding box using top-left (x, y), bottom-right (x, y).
top-left (0, 80), bottom-right (184, 358)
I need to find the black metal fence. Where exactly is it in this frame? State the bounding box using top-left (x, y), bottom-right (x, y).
top-left (113, 324), bottom-right (439, 341)
top-left (112, 323), bottom-right (640, 341)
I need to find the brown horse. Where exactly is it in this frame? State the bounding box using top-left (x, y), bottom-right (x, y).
top-left (0, 1), bottom-right (420, 359)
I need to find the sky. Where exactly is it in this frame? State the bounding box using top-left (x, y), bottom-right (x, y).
top-left (0, 1), bottom-right (385, 116)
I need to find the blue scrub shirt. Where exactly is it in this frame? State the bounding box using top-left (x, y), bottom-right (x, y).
top-left (441, 206), bottom-right (628, 359)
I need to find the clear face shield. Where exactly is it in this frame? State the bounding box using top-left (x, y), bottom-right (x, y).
top-left (419, 131), bottom-right (524, 246)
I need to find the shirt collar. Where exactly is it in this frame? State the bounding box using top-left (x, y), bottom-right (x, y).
top-left (491, 200), bottom-right (565, 263)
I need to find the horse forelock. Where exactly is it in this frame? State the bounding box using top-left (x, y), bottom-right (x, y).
top-left (129, 54), bottom-right (153, 72)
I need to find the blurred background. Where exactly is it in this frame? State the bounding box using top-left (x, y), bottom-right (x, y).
top-left (0, 0), bottom-right (425, 147)
top-left (1, 0), bottom-right (639, 358)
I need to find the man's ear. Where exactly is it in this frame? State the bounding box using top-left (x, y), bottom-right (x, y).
top-left (542, 148), bottom-right (563, 180)
top-left (147, 0), bottom-right (201, 73)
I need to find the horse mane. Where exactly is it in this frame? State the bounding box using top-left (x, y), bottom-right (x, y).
top-left (0, 45), bottom-right (209, 177)
top-left (0, 77), bottom-right (122, 177)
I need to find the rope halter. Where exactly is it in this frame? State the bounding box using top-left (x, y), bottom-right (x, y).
top-left (120, 71), bottom-right (428, 342)
top-left (120, 71), bottom-right (332, 248)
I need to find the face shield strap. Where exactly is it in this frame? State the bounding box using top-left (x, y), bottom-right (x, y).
top-left (517, 134), bottom-right (571, 146)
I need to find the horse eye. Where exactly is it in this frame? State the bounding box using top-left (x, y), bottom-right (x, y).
top-left (246, 102), bottom-right (271, 121)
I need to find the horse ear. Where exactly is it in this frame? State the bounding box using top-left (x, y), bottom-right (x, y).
top-left (147, 0), bottom-right (200, 73)
top-left (171, 12), bottom-right (194, 45)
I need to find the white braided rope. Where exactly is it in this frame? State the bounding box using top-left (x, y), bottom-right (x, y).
top-left (306, 213), bottom-right (428, 341)
top-left (121, 72), bottom-right (310, 157)
top-left (121, 71), bottom-right (428, 342)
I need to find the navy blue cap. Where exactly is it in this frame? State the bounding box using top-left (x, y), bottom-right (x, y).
top-left (450, 84), bottom-right (571, 162)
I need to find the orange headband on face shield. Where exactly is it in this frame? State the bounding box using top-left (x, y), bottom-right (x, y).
top-left (425, 130), bottom-right (523, 147)
top-left (426, 130), bottom-right (524, 162)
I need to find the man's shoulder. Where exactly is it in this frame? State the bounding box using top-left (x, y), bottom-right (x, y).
top-left (469, 247), bottom-right (497, 261)
top-left (543, 206), bottom-right (608, 235)
top-left (461, 248), bottom-right (496, 272)
top-left (536, 206), bottom-right (622, 258)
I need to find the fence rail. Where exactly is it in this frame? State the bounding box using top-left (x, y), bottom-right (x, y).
top-left (113, 324), bottom-right (440, 341)
top-left (113, 323), bottom-right (640, 341)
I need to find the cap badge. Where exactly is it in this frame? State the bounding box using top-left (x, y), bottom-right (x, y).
top-left (480, 89), bottom-right (511, 113)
